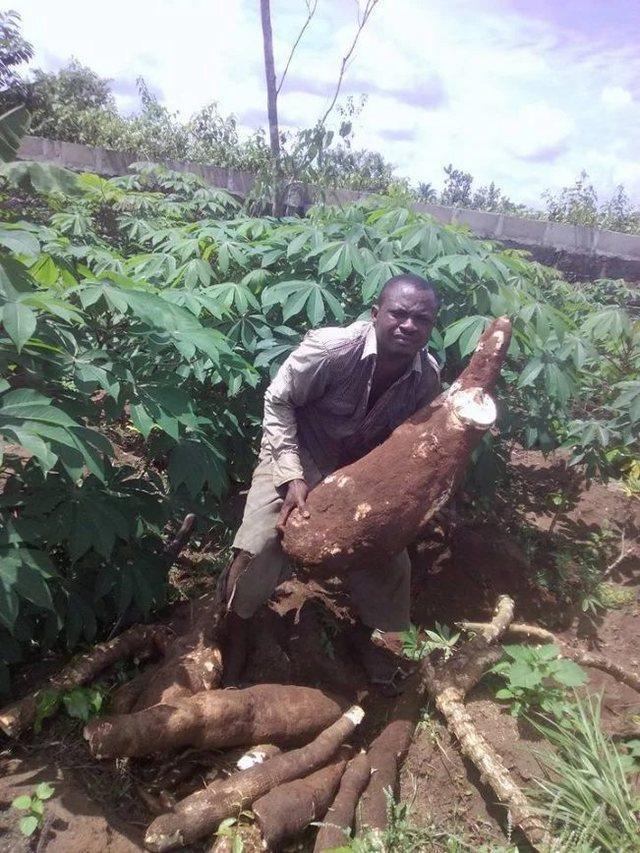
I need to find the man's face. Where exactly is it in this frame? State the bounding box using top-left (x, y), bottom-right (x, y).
top-left (372, 282), bottom-right (438, 360)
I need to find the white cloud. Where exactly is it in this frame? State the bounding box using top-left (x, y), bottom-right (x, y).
top-left (505, 104), bottom-right (573, 160)
top-left (600, 85), bottom-right (633, 109)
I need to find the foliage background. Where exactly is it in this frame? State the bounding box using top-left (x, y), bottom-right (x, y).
top-left (0, 152), bottom-right (638, 693)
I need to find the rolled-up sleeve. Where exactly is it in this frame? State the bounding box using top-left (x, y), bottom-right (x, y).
top-left (263, 332), bottom-right (330, 488)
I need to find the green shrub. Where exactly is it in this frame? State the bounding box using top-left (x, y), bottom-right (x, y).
top-left (491, 644), bottom-right (586, 719)
top-left (0, 155), bottom-right (637, 691)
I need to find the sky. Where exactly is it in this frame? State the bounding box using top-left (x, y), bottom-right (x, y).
top-left (13, 0), bottom-right (640, 207)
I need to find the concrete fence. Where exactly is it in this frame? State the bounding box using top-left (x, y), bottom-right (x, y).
top-left (17, 136), bottom-right (640, 282)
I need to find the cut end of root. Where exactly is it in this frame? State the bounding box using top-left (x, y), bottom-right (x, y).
top-left (237, 749), bottom-right (268, 771)
top-left (345, 705), bottom-right (365, 725)
top-left (0, 715), bottom-right (16, 737)
top-left (144, 830), bottom-right (183, 853)
top-left (450, 387), bottom-right (496, 429)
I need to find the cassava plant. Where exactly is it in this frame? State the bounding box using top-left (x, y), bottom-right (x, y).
top-left (0, 144), bottom-right (637, 690)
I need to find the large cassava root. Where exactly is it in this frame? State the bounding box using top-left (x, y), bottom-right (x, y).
top-left (283, 317), bottom-right (512, 573)
top-left (144, 705), bottom-right (364, 851)
top-left (356, 672), bottom-right (428, 834)
top-left (85, 684), bottom-right (346, 759)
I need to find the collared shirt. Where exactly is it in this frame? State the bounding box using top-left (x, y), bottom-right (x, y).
top-left (261, 320), bottom-right (441, 487)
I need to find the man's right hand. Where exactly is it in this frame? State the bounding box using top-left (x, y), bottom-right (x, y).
top-left (276, 478), bottom-right (310, 534)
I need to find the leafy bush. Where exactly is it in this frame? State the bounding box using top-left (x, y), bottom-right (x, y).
top-left (491, 644), bottom-right (586, 719)
top-left (0, 153), bottom-right (638, 692)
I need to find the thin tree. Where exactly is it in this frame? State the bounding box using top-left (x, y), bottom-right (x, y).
top-left (258, 0), bottom-right (380, 216)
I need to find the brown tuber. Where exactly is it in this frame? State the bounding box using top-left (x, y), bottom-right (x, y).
top-left (283, 317), bottom-right (512, 573)
top-left (84, 684), bottom-right (346, 760)
top-left (252, 746), bottom-right (351, 847)
top-left (144, 705), bottom-right (365, 851)
top-left (313, 751), bottom-right (371, 851)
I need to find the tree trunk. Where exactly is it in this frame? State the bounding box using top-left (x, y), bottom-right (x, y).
top-left (259, 0), bottom-right (284, 216)
top-left (283, 317), bottom-right (512, 573)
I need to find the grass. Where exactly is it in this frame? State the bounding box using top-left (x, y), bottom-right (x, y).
top-left (530, 693), bottom-right (640, 852)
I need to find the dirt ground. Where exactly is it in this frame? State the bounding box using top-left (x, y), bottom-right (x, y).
top-left (0, 449), bottom-right (638, 852)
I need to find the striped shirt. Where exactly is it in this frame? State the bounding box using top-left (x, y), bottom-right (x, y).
top-left (261, 320), bottom-right (441, 487)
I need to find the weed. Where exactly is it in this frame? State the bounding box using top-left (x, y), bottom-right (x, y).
top-left (596, 582), bottom-right (636, 609)
top-left (619, 458), bottom-right (640, 499)
top-left (215, 810), bottom-right (254, 853)
top-left (491, 644), bottom-right (586, 720)
top-left (34, 684), bottom-right (105, 732)
top-left (401, 623), bottom-right (461, 662)
top-left (332, 788), bottom-right (517, 852)
top-left (11, 782), bottom-right (55, 837)
top-left (531, 694), bottom-right (640, 851)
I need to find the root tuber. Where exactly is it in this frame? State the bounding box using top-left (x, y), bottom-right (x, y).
top-left (0, 623), bottom-right (172, 737)
top-left (144, 705), bottom-right (365, 851)
top-left (356, 672), bottom-right (427, 833)
top-left (85, 684), bottom-right (346, 759)
top-left (253, 746), bottom-right (351, 847)
top-left (283, 318), bottom-right (512, 574)
top-left (313, 751), bottom-right (371, 851)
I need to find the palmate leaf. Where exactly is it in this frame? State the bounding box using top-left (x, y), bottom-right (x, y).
top-left (443, 315), bottom-right (491, 357)
top-left (0, 389), bottom-right (112, 480)
top-left (261, 279), bottom-right (344, 326)
top-left (0, 548), bottom-right (55, 630)
top-left (0, 224), bottom-right (40, 257)
top-left (1, 301), bottom-right (37, 353)
top-left (581, 306), bottom-right (631, 341)
top-left (0, 161), bottom-right (81, 196)
top-left (0, 105), bottom-right (29, 162)
top-left (203, 281), bottom-right (260, 314)
top-left (168, 438), bottom-right (229, 497)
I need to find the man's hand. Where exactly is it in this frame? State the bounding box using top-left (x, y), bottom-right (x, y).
top-left (276, 478), bottom-right (310, 534)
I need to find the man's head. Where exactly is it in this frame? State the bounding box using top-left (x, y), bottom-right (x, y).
top-left (372, 274), bottom-right (439, 361)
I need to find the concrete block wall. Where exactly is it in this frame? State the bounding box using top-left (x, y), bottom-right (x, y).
top-left (17, 136), bottom-right (640, 282)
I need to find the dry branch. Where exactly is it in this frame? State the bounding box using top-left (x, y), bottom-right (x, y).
top-left (0, 623), bottom-right (172, 737)
top-left (283, 318), bottom-right (512, 573)
top-left (313, 751), bottom-right (371, 851)
top-left (253, 746), bottom-right (351, 847)
top-left (427, 678), bottom-right (548, 847)
top-left (85, 684), bottom-right (346, 760)
top-left (425, 598), bottom-right (549, 849)
top-left (144, 705), bottom-right (364, 852)
top-left (462, 620), bottom-right (640, 694)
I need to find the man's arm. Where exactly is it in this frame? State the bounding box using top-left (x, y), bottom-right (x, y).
top-left (262, 331), bottom-right (330, 530)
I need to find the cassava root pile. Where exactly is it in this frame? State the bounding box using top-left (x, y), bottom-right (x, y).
top-left (144, 705), bottom-right (364, 851)
top-left (7, 316), bottom-right (637, 851)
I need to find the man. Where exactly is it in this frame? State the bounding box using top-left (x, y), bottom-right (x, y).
top-left (220, 273), bottom-right (441, 690)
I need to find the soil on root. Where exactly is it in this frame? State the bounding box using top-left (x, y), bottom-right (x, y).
top-left (0, 451), bottom-right (638, 852)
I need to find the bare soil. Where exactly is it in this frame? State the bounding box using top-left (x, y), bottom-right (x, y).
top-left (1, 450), bottom-right (638, 852)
